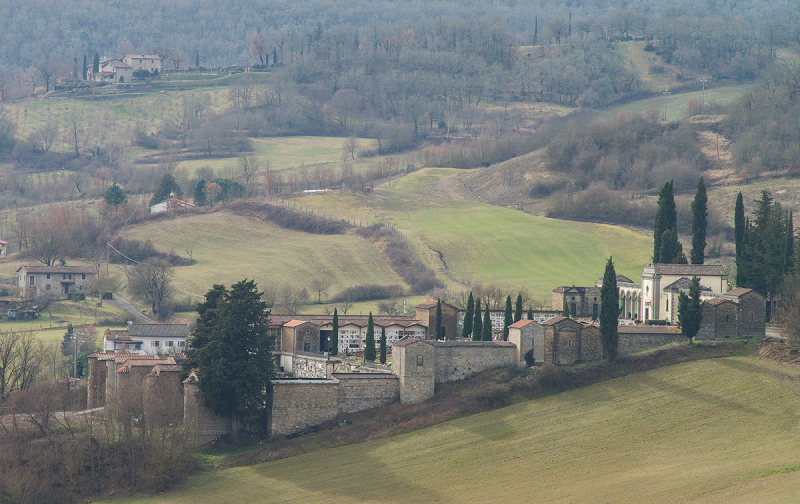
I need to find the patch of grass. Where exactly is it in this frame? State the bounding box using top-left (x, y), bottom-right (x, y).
top-left (123, 211), bottom-right (406, 297)
top-left (100, 349), bottom-right (800, 504)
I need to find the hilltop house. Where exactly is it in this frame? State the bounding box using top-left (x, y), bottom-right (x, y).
top-left (17, 265), bottom-right (94, 297)
top-left (122, 54), bottom-right (162, 74)
top-left (89, 58), bottom-right (133, 83)
top-left (103, 323), bottom-right (189, 355)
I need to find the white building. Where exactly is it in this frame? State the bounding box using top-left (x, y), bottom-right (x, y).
top-left (104, 323), bottom-right (189, 355)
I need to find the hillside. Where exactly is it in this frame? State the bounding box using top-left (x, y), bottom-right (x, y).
top-left (123, 211), bottom-right (407, 297)
top-left (101, 355), bottom-right (800, 503)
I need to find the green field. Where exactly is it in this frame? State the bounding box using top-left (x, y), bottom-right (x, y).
top-left (102, 355), bottom-right (800, 503)
top-left (298, 168), bottom-right (653, 298)
top-left (124, 211), bottom-right (406, 298)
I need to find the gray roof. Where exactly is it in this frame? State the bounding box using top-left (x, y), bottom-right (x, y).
top-left (651, 263), bottom-right (727, 276)
top-left (129, 323), bottom-right (189, 338)
top-left (663, 277), bottom-right (713, 292)
top-left (18, 265), bottom-right (94, 274)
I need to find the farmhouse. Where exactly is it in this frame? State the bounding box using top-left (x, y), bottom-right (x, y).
top-left (122, 54), bottom-right (163, 73)
top-left (149, 194), bottom-right (196, 214)
top-left (103, 323), bottom-right (189, 355)
top-left (17, 265), bottom-right (94, 297)
top-left (88, 58), bottom-right (133, 83)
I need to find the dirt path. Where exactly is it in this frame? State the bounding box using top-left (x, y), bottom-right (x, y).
top-left (105, 295), bottom-right (157, 324)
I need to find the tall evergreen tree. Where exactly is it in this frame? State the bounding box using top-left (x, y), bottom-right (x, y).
top-left (365, 312), bottom-right (376, 362)
top-left (331, 308), bottom-right (339, 356)
top-left (527, 307), bottom-right (533, 320)
top-left (379, 326), bottom-right (387, 364)
top-left (150, 172), bottom-right (181, 205)
top-left (472, 299), bottom-right (482, 341)
top-left (195, 49), bottom-right (200, 67)
top-left (186, 280), bottom-right (274, 440)
top-left (678, 277), bottom-right (703, 343)
top-left (462, 292), bottom-right (474, 338)
top-left (194, 179), bottom-right (208, 206)
top-left (690, 177), bottom-right (708, 264)
top-left (735, 192), bottom-right (746, 287)
top-left (482, 304), bottom-right (492, 341)
top-left (435, 299), bottom-right (443, 339)
top-left (653, 180), bottom-right (677, 263)
top-left (784, 211), bottom-right (794, 275)
top-left (82, 54), bottom-right (87, 80)
top-left (514, 294), bottom-right (523, 322)
top-left (92, 52), bottom-right (99, 74)
top-left (503, 295), bottom-right (513, 341)
top-left (659, 229), bottom-right (687, 264)
top-left (600, 256), bottom-right (619, 361)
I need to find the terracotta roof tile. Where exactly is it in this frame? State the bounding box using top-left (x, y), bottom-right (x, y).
top-left (509, 319), bottom-right (536, 329)
top-left (725, 287), bottom-right (754, 297)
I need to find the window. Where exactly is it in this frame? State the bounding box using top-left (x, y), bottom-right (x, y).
top-left (417, 355), bottom-right (424, 366)
top-left (29, 276), bottom-right (34, 285)
top-left (82, 274), bottom-right (86, 280)
top-left (46, 284), bottom-right (50, 291)
top-left (303, 338), bottom-right (311, 352)
top-left (46, 274), bottom-right (50, 280)
top-left (152, 341), bottom-right (160, 347)
top-left (166, 341), bottom-right (174, 347)
top-left (177, 341), bottom-right (185, 347)
top-left (63, 274), bottom-right (66, 280)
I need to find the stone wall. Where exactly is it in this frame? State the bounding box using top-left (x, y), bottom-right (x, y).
top-left (183, 380), bottom-right (230, 447)
top-left (617, 332), bottom-right (685, 354)
top-left (432, 341), bottom-right (516, 384)
top-left (697, 300), bottom-right (738, 340)
top-left (335, 373), bottom-right (399, 413)
top-left (393, 340), bottom-right (435, 405)
top-left (270, 379), bottom-right (339, 436)
top-left (580, 326), bottom-right (603, 361)
top-left (87, 356), bottom-right (107, 409)
top-left (554, 329), bottom-right (580, 365)
top-left (737, 292), bottom-right (766, 339)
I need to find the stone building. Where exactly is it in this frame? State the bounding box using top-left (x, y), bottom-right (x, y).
top-left (552, 286), bottom-right (602, 318)
top-left (640, 263), bottom-right (727, 322)
top-left (122, 54), bottom-right (162, 73)
top-left (17, 265), bottom-right (94, 297)
top-left (103, 323), bottom-right (189, 355)
top-left (507, 319), bottom-right (542, 365)
top-left (697, 298), bottom-right (739, 340)
top-left (415, 300), bottom-right (458, 339)
top-left (723, 288), bottom-right (766, 338)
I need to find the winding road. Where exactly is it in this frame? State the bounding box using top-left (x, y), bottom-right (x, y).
top-left (105, 295), bottom-right (157, 324)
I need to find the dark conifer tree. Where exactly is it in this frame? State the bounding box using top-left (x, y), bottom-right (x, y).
top-left (527, 307), bottom-right (533, 320)
top-left (462, 292), bottom-right (474, 338)
top-left (503, 295), bottom-right (513, 340)
top-left (600, 256), bottom-right (619, 361)
top-left (195, 49), bottom-right (200, 67)
top-left (194, 179), bottom-right (207, 206)
top-left (678, 277), bottom-right (703, 343)
top-left (784, 211), bottom-right (794, 275)
top-left (735, 192), bottom-right (746, 287)
top-left (365, 312), bottom-right (376, 362)
top-left (482, 304), bottom-right (492, 341)
top-left (82, 54), bottom-right (87, 80)
top-left (472, 299), bottom-right (482, 341)
top-left (435, 299), bottom-right (443, 339)
top-left (92, 52), bottom-right (99, 74)
top-left (690, 177), bottom-right (707, 264)
top-left (659, 229), bottom-right (687, 265)
top-left (514, 294), bottom-right (523, 322)
top-left (331, 308), bottom-right (339, 356)
top-left (379, 326), bottom-right (387, 364)
top-left (653, 180), bottom-right (676, 263)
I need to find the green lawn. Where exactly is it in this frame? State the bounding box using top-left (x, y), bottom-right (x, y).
top-left (101, 356), bottom-right (800, 503)
top-left (124, 211), bottom-right (406, 298)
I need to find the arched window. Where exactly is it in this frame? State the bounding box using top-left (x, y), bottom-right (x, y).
top-left (417, 355), bottom-right (424, 367)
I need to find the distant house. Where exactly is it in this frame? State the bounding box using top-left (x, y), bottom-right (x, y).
top-left (89, 58), bottom-right (133, 83)
top-left (103, 323), bottom-right (189, 355)
top-left (0, 240), bottom-right (9, 256)
top-left (17, 265), bottom-right (94, 297)
top-left (149, 194), bottom-right (196, 214)
top-left (123, 54), bottom-right (163, 74)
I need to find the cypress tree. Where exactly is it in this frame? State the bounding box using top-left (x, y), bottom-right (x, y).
top-left (82, 54), bottom-right (87, 80)
top-left (690, 177), bottom-right (708, 264)
top-left (653, 180), bottom-right (676, 263)
top-left (364, 312), bottom-right (376, 362)
top-left (514, 294), bottom-right (523, 322)
top-left (92, 52), bottom-right (100, 74)
top-left (533, 16), bottom-right (538, 45)
top-left (527, 307), bottom-right (533, 320)
top-left (600, 256), bottom-right (619, 361)
top-left (435, 299), bottom-right (443, 340)
top-left (734, 192), bottom-right (745, 261)
top-left (379, 326), bottom-right (387, 364)
top-left (195, 49), bottom-right (200, 67)
top-left (472, 299), bottom-right (482, 341)
top-left (503, 295), bottom-right (513, 341)
top-left (462, 292), bottom-right (474, 338)
top-left (678, 277), bottom-right (703, 343)
top-left (784, 211), bottom-right (794, 275)
top-left (482, 304), bottom-right (492, 341)
top-left (331, 308), bottom-right (338, 356)
top-left (659, 229), bottom-right (687, 265)
top-left (194, 179), bottom-right (207, 206)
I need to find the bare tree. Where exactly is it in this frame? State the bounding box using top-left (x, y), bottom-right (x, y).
top-left (0, 331), bottom-right (44, 402)
top-left (29, 206), bottom-right (74, 266)
top-left (126, 259), bottom-right (174, 319)
top-left (36, 58), bottom-right (62, 93)
top-left (185, 237), bottom-right (198, 260)
top-left (204, 181), bottom-right (222, 207)
top-left (64, 109), bottom-right (84, 157)
top-left (237, 155), bottom-right (262, 195)
top-left (309, 276), bottom-right (331, 303)
top-left (278, 285), bottom-right (307, 314)
top-left (31, 121), bottom-right (59, 152)
top-left (344, 136), bottom-right (358, 160)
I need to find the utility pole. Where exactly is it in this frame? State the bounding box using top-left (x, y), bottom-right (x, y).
top-left (663, 88), bottom-right (670, 121)
top-left (699, 78), bottom-right (708, 114)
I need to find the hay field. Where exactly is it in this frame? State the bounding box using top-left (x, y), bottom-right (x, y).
top-left (103, 356), bottom-right (800, 503)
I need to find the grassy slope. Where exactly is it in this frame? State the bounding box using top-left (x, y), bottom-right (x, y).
top-left (298, 168), bottom-right (652, 298)
top-left (103, 356), bottom-right (800, 504)
top-left (123, 211), bottom-right (406, 297)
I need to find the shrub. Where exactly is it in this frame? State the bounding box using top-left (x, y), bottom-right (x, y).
top-left (333, 284), bottom-right (405, 303)
top-left (645, 319), bottom-right (668, 325)
top-left (226, 201), bottom-right (348, 234)
top-left (523, 348), bottom-right (535, 366)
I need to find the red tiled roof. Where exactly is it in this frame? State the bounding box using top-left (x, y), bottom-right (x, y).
top-left (726, 287), bottom-right (754, 297)
top-left (542, 316), bottom-right (569, 326)
top-left (706, 298), bottom-right (736, 306)
top-left (284, 319), bottom-right (313, 328)
top-left (509, 319), bottom-right (535, 329)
